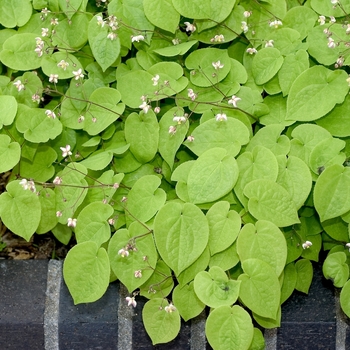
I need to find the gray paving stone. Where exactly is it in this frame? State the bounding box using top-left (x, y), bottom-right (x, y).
top-left (0, 260), bottom-right (48, 350)
top-left (58, 278), bottom-right (119, 350)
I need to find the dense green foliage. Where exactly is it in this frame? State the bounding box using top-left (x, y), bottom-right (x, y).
top-left (1, 0), bottom-right (350, 348)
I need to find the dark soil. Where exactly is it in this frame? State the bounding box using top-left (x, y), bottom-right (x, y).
top-left (0, 172), bottom-right (72, 260)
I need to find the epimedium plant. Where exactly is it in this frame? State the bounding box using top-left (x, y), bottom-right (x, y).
top-left (1, 0), bottom-right (350, 348)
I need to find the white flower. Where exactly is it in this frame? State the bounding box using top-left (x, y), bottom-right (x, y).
top-left (152, 74), bottom-right (160, 86)
top-left (335, 56), bottom-right (344, 68)
top-left (169, 125), bottom-right (177, 134)
top-left (107, 32), bottom-right (117, 40)
top-left (269, 20), bottom-right (283, 28)
top-left (53, 176), bottom-right (62, 185)
top-left (50, 18), bottom-right (59, 26)
top-left (60, 145), bottom-right (72, 158)
top-left (34, 46), bottom-right (43, 57)
top-left (19, 179), bottom-right (29, 190)
top-left (134, 270), bottom-right (142, 278)
top-left (302, 241), bottom-right (312, 249)
top-left (318, 15), bottom-right (326, 25)
top-left (131, 35), bottom-right (145, 42)
top-left (173, 116), bottom-right (186, 124)
top-left (154, 106), bottom-right (161, 113)
top-left (165, 303), bottom-right (176, 313)
top-left (41, 28), bottom-right (49, 37)
top-left (184, 22), bottom-right (196, 33)
top-left (172, 38), bottom-right (180, 45)
top-left (108, 218), bottom-right (115, 225)
top-left (32, 94), bottom-right (41, 103)
top-left (41, 8), bottom-right (51, 16)
top-left (215, 113), bottom-right (227, 122)
top-left (72, 68), bottom-right (84, 80)
top-left (328, 37), bottom-right (336, 48)
top-left (265, 40), bottom-right (274, 48)
top-left (246, 47), bottom-right (257, 54)
top-left (49, 74), bottom-right (59, 83)
top-left (56, 211), bottom-right (62, 217)
top-left (188, 88), bottom-right (197, 101)
top-left (13, 80), bottom-right (25, 92)
top-left (78, 115), bottom-right (85, 123)
top-left (126, 296), bottom-right (137, 308)
top-left (331, 0), bottom-right (338, 5)
top-left (211, 34), bottom-right (225, 43)
top-left (243, 11), bottom-right (252, 18)
top-left (345, 243), bottom-right (350, 251)
top-left (330, 16), bottom-right (336, 24)
top-left (139, 101), bottom-right (151, 113)
top-left (57, 60), bottom-right (69, 70)
top-left (228, 95), bottom-right (241, 108)
top-left (187, 135), bottom-right (194, 142)
top-left (67, 218), bottom-right (77, 228)
top-left (241, 21), bottom-right (249, 33)
top-left (212, 60), bottom-right (224, 70)
top-left (96, 15), bottom-right (105, 27)
top-left (45, 110), bottom-right (56, 119)
top-left (118, 248), bottom-right (129, 258)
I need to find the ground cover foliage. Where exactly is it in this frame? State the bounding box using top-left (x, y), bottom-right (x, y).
top-left (1, 0), bottom-right (350, 348)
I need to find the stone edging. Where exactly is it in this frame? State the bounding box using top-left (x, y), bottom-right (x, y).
top-left (0, 259), bottom-right (349, 349)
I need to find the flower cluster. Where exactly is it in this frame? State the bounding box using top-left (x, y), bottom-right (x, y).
top-left (13, 80), bottom-right (25, 92)
top-left (302, 241), bottom-right (312, 249)
top-left (19, 179), bottom-right (36, 193)
top-left (34, 36), bottom-right (45, 57)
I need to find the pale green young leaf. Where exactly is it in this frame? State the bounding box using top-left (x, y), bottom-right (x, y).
top-left (207, 201), bottom-right (241, 255)
top-left (269, 28), bottom-right (303, 56)
top-left (36, 189), bottom-right (58, 234)
top-left (0, 180), bottom-right (41, 241)
top-left (316, 95), bottom-right (350, 137)
top-left (283, 6), bottom-right (318, 40)
top-left (206, 305), bottom-right (254, 350)
top-left (278, 50), bottom-right (309, 97)
top-left (52, 223), bottom-right (72, 245)
top-left (75, 202), bottom-right (114, 246)
top-left (209, 242), bottom-right (240, 271)
top-left (41, 52), bottom-right (84, 80)
top-left (309, 138), bottom-right (346, 175)
top-left (124, 111), bottom-right (159, 163)
top-left (295, 258), bottom-right (313, 294)
top-left (143, 0), bottom-right (179, 33)
top-left (185, 48), bottom-right (231, 87)
top-left (80, 151), bottom-right (113, 170)
top-left (16, 105), bottom-right (62, 143)
top-left (323, 252), bottom-right (349, 288)
top-left (177, 246), bottom-right (210, 286)
top-left (235, 145), bottom-right (279, 209)
top-left (126, 175), bottom-right (166, 223)
top-left (154, 202), bottom-right (209, 276)
top-left (286, 66), bottom-right (349, 121)
top-left (158, 107), bottom-right (189, 169)
top-left (58, 0), bottom-right (83, 19)
top-left (20, 145), bottom-right (56, 182)
top-left (237, 221), bottom-right (287, 277)
top-left (314, 165), bottom-right (350, 222)
top-left (184, 118), bottom-right (250, 157)
top-left (194, 266), bottom-right (241, 308)
top-left (249, 328), bottom-right (265, 350)
top-left (246, 124), bottom-right (290, 156)
top-left (84, 87), bottom-right (124, 135)
top-left (153, 41), bottom-right (198, 57)
top-left (142, 298), bottom-right (181, 345)
top-left (238, 259), bottom-right (281, 319)
top-left (322, 217), bottom-right (349, 242)
top-left (259, 94), bottom-right (293, 127)
top-left (0, 33), bottom-right (42, 70)
top-left (244, 179), bottom-right (300, 227)
top-left (311, 0), bottom-right (350, 19)
top-left (252, 48), bottom-right (284, 85)
top-left (0, 95), bottom-right (17, 128)
top-left (280, 262), bottom-right (297, 304)
top-left (108, 227), bottom-right (157, 292)
top-left (187, 148), bottom-right (239, 204)
top-left (0, 0), bottom-right (32, 28)
top-left (252, 307), bottom-right (281, 330)
top-left (172, 283), bottom-right (205, 322)
top-left (276, 155), bottom-right (312, 209)
top-left (0, 135), bottom-right (20, 173)
top-left (63, 242), bottom-right (110, 304)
